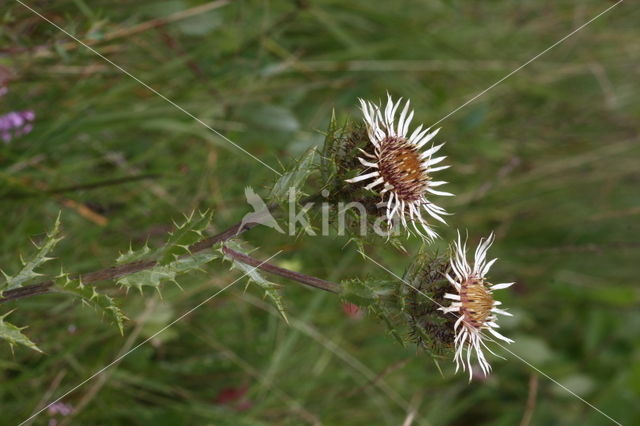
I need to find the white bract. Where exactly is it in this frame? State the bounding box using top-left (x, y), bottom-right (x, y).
top-left (439, 232), bottom-right (515, 380)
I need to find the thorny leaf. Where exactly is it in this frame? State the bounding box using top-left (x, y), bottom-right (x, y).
top-left (268, 149), bottom-right (316, 204)
top-left (116, 243), bottom-right (152, 265)
top-left (0, 311), bottom-right (42, 353)
top-left (1, 213), bottom-right (63, 295)
top-left (57, 271), bottom-right (127, 335)
top-left (320, 109), bottom-right (340, 182)
top-left (339, 277), bottom-right (395, 307)
top-left (117, 250), bottom-right (218, 294)
top-left (222, 241), bottom-right (288, 323)
top-left (159, 210), bottom-right (212, 265)
top-left (116, 210), bottom-right (212, 266)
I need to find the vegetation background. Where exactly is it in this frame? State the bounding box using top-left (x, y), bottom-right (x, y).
top-left (1, 0), bottom-right (638, 424)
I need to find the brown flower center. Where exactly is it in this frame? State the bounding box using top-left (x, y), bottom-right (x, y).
top-left (460, 278), bottom-right (493, 328)
top-left (377, 137), bottom-right (428, 202)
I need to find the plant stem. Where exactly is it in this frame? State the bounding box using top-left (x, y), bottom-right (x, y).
top-left (1, 193), bottom-right (333, 304)
top-left (222, 246), bottom-right (339, 294)
top-left (0, 217), bottom-right (261, 304)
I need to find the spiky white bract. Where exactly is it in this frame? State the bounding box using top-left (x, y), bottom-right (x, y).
top-left (439, 231), bottom-right (515, 381)
top-left (345, 94), bottom-right (452, 239)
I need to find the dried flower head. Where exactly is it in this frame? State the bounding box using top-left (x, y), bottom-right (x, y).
top-left (346, 94), bottom-right (452, 239)
top-left (439, 231), bottom-right (514, 380)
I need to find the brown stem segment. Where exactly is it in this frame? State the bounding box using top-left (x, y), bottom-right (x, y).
top-left (222, 246), bottom-right (339, 294)
top-left (0, 218), bottom-right (261, 304)
top-left (0, 195), bottom-right (332, 303)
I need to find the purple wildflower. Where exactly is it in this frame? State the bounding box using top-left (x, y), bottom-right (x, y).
top-left (47, 402), bottom-right (74, 416)
top-left (0, 110), bottom-right (35, 143)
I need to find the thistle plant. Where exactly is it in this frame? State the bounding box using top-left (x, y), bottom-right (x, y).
top-left (1, 96), bottom-right (516, 383)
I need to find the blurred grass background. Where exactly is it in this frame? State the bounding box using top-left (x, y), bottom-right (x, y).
top-left (1, 0), bottom-right (639, 424)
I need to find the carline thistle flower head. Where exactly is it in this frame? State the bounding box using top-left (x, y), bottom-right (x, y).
top-left (438, 231), bottom-right (514, 380)
top-left (345, 94), bottom-right (453, 239)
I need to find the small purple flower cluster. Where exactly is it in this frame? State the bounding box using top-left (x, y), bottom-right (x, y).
top-left (47, 402), bottom-right (74, 425)
top-left (47, 402), bottom-right (74, 416)
top-left (0, 110), bottom-right (35, 142)
top-left (0, 83), bottom-right (36, 143)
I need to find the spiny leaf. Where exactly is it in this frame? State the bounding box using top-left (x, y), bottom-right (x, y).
top-left (222, 241), bottom-right (288, 323)
top-left (268, 148), bottom-right (316, 204)
top-left (170, 251), bottom-right (219, 274)
top-left (1, 213), bottom-right (63, 295)
top-left (159, 210), bottom-right (212, 265)
top-left (339, 277), bottom-right (395, 307)
top-left (320, 109), bottom-right (339, 182)
top-left (0, 311), bottom-right (42, 353)
top-left (117, 265), bottom-right (177, 293)
top-left (229, 261), bottom-right (288, 324)
top-left (116, 243), bottom-right (152, 265)
top-left (56, 272), bottom-right (128, 335)
top-left (116, 211), bottom-right (212, 267)
top-left (117, 250), bottom-right (218, 293)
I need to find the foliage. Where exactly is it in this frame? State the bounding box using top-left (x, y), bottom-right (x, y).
top-left (339, 253), bottom-right (456, 352)
top-left (0, 311), bottom-right (42, 354)
top-left (268, 148), bottom-right (316, 205)
top-left (340, 277), bottom-right (395, 308)
top-left (56, 271), bottom-right (127, 335)
top-left (116, 211), bottom-right (218, 293)
top-left (116, 250), bottom-right (219, 293)
top-left (116, 243), bottom-right (152, 264)
top-left (159, 210), bottom-right (212, 265)
top-left (0, 216), bottom-right (64, 352)
top-left (221, 240), bottom-right (288, 323)
top-left (0, 213), bottom-right (62, 295)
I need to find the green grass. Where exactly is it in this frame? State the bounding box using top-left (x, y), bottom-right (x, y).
top-left (1, 0), bottom-right (639, 424)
